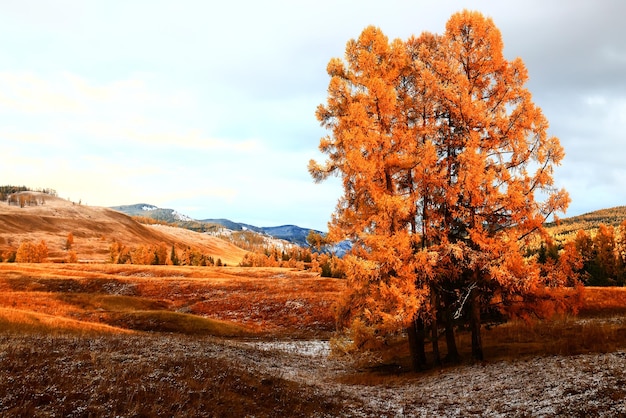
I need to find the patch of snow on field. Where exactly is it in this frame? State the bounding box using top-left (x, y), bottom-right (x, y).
top-left (245, 340), bottom-right (331, 358)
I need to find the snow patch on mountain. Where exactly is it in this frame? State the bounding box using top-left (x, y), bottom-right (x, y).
top-left (172, 210), bottom-right (193, 222)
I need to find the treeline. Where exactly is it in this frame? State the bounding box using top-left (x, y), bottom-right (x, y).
top-left (132, 215), bottom-right (220, 233)
top-left (1, 235), bottom-right (74, 264)
top-left (216, 230), bottom-right (269, 253)
top-left (134, 215), bottom-right (346, 276)
top-left (109, 241), bottom-right (224, 266)
top-left (0, 185), bottom-right (59, 208)
top-left (1, 238), bottom-right (225, 266)
top-left (239, 247), bottom-right (345, 278)
top-left (131, 216), bottom-right (170, 226)
top-left (239, 230), bottom-right (345, 277)
top-left (7, 193), bottom-right (47, 208)
top-left (536, 221), bottom-right (626, 286)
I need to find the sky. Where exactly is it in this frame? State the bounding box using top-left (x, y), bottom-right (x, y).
top-left (1, 1), bottom-right (625, 231)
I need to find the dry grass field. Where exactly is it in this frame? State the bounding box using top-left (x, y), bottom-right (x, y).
top-left (2, 263), bottom-right (626, 416)
top-left (0, 263), bottom-right (349, 417)
top-left (0, 263), bottom-right (341, 337)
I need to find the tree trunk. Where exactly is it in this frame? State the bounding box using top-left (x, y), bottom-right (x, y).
top-left (470, 285), bottom-right (484, 361)
top-left (416, 317), bottom-right (427, 366)
top-left (430, 289), bottom-right (441, 366)
top-left (407, 321), bottom-right (420, 371)
top-left (442, 291), bottom-right (461, 363)
top-left (407, 318), bottom-right (426, 371)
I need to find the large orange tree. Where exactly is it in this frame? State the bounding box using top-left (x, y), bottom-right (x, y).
top-left (311, 10), bottom-right (569, 368)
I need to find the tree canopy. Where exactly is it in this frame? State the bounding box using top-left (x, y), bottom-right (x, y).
top-left (310, 10), bottom-right (570, 369)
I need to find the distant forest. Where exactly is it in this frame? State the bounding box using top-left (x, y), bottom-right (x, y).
top-left (538, 209), bottom-right (626, 286)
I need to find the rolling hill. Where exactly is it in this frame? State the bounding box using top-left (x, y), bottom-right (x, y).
top-left (5, 191), bottom-right (622, 264)
top-left (545, 206), bottom-right (626, 243)
top-left (112, 203), bottom-right (323, 246)
top-left (0, 192), bottom-right (248, 265)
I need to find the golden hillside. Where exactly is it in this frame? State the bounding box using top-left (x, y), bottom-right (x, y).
top-left (545, 206), bottom-right (626, 243)
top-left (0, 192), bottom-right (247, 265)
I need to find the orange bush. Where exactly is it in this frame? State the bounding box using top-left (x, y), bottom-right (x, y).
top-left (15, 240), bottom-right (48, 263)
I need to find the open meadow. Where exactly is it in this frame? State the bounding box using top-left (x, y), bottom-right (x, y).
top-left (2, 263), bottom-right (626, 416)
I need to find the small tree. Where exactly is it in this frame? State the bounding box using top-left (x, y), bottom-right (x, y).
top-left (155, 242), bottom-right (168, 265)
top-left (65, 232), bottom-right (74, 250)
top-left (2, 249), bottom-right (16, 263)
top-left (306, 230), bottom-right (328, 252)
top-left (594, 224), bottom-right (619, 284)
top-left (170, 245), bottom-right (179, 266)
top-left (67, 250), bottom-right (78, 263)
top-left (15, 240), bottom-right (48, 263)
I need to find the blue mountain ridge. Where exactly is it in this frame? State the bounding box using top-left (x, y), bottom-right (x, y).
top-left (110, 203), bottom-right (324, 247)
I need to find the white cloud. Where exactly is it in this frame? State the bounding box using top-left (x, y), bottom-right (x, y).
top-left (1, 1), bottom-right (624, 230)
top-left (0, 72), bottom-right (81, 114)
top-left (0, 69), bottom-right (338, 229)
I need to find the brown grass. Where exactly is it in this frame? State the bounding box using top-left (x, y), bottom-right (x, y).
top-left (3, 263), bottom-right (626, 355)
top-left (338, 286), bottom-right (626, 383)
top-left (0, 263), bottom-right (344, 337)
top-left (0, 307), bottom-right (132, 335)
top-left (0, 333), bottom-right (345, 417)
top-left (0, 263), bottom-right (350, 416)
top-left (482, 316), bottom-right (626, 359)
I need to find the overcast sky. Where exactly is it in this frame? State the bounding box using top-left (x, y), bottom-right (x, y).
top-left (1, 1), bottom-right (624, 231)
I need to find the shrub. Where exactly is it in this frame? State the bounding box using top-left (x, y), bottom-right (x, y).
top-left (15, 240), bottom-right (48, 263)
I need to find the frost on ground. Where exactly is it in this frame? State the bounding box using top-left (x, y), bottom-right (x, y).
top-left (234, 339), bottom-right (626, 417)
top-left (3, 334), bottom-right (626, 417)
top-left (244, 339), bottom-right (332, 357)
top-left (375, 353), bottom-right (626, 417)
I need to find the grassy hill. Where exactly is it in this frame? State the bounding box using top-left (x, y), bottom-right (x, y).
top-left (545, 206), bottom-right (626, 243)
top-left (0, 192), bottom-right (247, 265)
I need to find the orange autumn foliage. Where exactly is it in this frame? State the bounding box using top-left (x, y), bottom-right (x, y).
top-left (311, 11), bottom-right (570, 367)
top-left (15, 240), bottom-right (49, 263)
